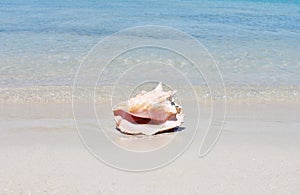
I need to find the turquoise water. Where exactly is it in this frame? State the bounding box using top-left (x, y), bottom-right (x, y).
top-left (0, 0), bottom-right (300, 102)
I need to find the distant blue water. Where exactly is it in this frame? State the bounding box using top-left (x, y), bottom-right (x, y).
top-left (0, 0), bottom-right (300, 88)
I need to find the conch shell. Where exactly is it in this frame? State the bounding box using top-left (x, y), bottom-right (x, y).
top-left (112, 83), bottom-right (184, 135)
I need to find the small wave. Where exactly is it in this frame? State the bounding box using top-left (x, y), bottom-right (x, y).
top-left (0, 85), bottom-right (299, 104)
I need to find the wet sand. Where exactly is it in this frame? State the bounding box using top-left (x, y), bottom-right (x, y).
top-left (0, 102), bottom-right (300, 194)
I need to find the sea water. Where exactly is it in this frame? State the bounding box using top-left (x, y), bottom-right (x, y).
top-left (0, 0), bottom-right (300, 103)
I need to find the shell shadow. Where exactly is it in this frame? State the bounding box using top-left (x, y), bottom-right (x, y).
top-left (155, 126), bottom-right (186, 135)
top-left (115, 126), bottom-right (186, 136)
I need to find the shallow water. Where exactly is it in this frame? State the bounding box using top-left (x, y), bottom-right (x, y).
top-left (0, 0), bottom-right (300, 103)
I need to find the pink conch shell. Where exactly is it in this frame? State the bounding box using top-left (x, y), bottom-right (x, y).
top-left (112, 83), bottom-right (184, 135)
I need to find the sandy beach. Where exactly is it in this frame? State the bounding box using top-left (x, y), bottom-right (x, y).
top-left (1, 102), bottom-right (299, 194)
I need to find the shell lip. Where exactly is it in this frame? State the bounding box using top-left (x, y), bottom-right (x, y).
top-left (113, 109), bottom-right (178, 125)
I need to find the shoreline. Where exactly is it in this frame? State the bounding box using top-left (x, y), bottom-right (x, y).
top-left (1, 85), bottom-right (300, 104)
top-left (2, 101), bottom-right (300, 119)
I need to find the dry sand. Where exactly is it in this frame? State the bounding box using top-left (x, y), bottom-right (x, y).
top-left (0, 103), bottom-right (300, 194)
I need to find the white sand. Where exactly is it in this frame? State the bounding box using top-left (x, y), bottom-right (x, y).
top-left (0, 103), bottom-right (300, 194)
